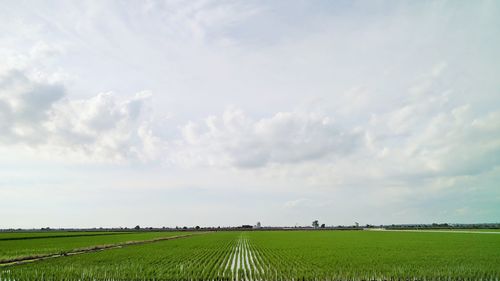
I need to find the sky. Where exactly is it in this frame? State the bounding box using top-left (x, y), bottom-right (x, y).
top-left (0, 0), bottom-right (499, 229)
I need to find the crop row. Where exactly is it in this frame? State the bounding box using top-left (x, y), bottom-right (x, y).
top-left (0, 231), bottom-right (189, 263)
top-left (1, 231), bottom-right (500, 280)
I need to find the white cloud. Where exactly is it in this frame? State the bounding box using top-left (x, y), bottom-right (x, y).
top-left (45, 91), bottom-right (159, 162)
top-left (0, 70), bottom-right (65, 144)
top-left (2, 61), bottom-right (499, 185)
top-left (367, 99), bottom-right (500, 181)
top-left (2, 63), bottom-right (498, 184)
top-left (1, 0), bottom-right (500, 226)
top-left (0, 68), bottom-right (160, 163)
top-left (176, 108), bottom-right (362, 168)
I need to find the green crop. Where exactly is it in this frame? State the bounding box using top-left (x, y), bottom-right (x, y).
top-left (0, 231), bottom-right (189, 262)
top-left (1, 230), bottom-right (499, 281)
top-left (0, 231), bottom-right (127, 241)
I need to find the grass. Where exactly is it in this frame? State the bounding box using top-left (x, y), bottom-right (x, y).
top-left (1, 230), bottom-right (499, 280)
top-left (2, 232), bottom-right (235, 280)
top-left (0, 231), bottom-right (190, 262)
top-left (250, 230), bottom-right (500, 280)
top-left (0, 231), bottom-right (125, 240)
top-left (410, 228), bottom-right (500, 232)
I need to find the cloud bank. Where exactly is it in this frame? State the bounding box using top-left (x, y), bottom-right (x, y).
top-left (1, 0), bottom-right (499, 227)
top-left (178, 109), bottom-right (361, 168)
top-left (0, 69), bottom-right (157, 162)
top-left (2, 64), bottom-right (499, 186)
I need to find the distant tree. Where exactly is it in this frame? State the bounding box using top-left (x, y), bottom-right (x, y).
top-left (134, 225), bottom-right (140, 230)
top-left (183, 226), bottom-right (188, 230)
top-left (195, 226), bottom-right (200, 230)
top-left (312, 220), bottom-right (319, 228)
top-left (320, 224), bottom-right (326, 228)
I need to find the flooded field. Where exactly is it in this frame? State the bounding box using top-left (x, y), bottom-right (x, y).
top-left (1, 230), bottom-right (500, 280)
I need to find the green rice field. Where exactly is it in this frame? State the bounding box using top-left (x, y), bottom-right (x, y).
top-left (0, 231), bottom-right (189, 263)
top-left (1, 230), bottom-right (499, 281)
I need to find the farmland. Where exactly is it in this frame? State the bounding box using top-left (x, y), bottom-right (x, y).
top-left (1, 230), bottom-right (500, 281)
top-left (0, 231), bottom-right (191, 263)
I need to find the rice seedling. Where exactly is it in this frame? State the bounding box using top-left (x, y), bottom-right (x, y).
top-left (1, 230), bottom-right (499, 281)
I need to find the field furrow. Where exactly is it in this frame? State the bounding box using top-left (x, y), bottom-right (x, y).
top-left (1, 230), bottom-right (500, 281)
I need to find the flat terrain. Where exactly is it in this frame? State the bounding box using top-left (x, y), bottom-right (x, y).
top-left (0, 231), bottom-right (124, 240)
top-left (0, 231), bottom-right (190, 263)
top-left (370, 228), bottom-right (500, 234)
top-left (1, 230), bottom-right (499, 280)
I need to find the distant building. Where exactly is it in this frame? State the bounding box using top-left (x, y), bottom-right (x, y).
top-left (355, 222), bottom-right (359, 227)
top-left (255, 222), bottom-right (261, 228)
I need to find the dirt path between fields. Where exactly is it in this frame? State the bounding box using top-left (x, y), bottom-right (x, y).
top-left (0, 232), bottom-right (208, 267)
